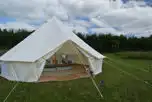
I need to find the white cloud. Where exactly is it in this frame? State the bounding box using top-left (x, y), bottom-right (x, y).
top-left (90, 18), bottom-right (111, 28)
top-left (0, 0), bottom-right (68, 22)
top-left (73, 26), bottom-right (88, 33)
top-left (92, 6), bottom-right (152, 36)
top-left (71, 20), bottom-right (92, 28)
top-left (0, 0), bottom-right (110, 22)
top-left (0, 0), bottom-right (152, 37)
top-left (0, 22), bottom-right (36, 31)
top-left (91, 28), bottom-right (121, 35)
top-left (60, 0), bottom-right (110, 17)
top-left (64, 21), bottom-right (88, 33)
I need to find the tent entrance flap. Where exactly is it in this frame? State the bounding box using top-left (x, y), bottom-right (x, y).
top-left (38, 40), bottom-right (90, 82)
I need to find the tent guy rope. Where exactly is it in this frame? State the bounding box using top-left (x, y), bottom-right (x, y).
top-left (77, 52), bottom-right (104, 99)
top-left (70, 42), bottom-right (104, 99)
top-left (105, 59), bottom-right (152, 88)
top-left (3, 82), bottom-right (19, 102)
top-left (108, 57), bottom-right (149, 73)
top-left (89, 75), bottom-right (104, 98)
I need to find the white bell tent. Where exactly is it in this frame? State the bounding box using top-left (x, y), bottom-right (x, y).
top-left (0, 17), bottom-right (105, 82)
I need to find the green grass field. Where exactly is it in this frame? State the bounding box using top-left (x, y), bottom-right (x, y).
top-left (0, 52), bottom-right (152, 102)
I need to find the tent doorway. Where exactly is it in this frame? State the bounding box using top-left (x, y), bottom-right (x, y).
top-left (39, 40), bottom-right (90, 82)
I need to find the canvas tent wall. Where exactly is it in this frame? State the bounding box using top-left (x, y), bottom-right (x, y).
top-left (0, 17), bottom-right (105, 82)
top-left (44, 40), bottom-right (89, 65)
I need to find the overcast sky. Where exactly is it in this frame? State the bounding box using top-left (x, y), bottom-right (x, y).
top-left (0, 0), bottom-right (152, 37)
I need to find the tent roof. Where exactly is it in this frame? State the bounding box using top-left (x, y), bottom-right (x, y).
top-left (0, 17), bottom-right (105, 62)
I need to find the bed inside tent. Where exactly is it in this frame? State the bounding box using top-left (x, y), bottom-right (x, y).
top-left (39, 40), bottom-right (90, 82)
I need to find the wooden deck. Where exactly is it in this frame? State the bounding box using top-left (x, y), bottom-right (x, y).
top-left (39, 64), bottom-right (89, 82)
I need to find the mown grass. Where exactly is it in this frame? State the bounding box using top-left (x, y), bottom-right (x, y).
top-left (0, 52), bottom-right (152, 102)
top-left (115, 51), bottom-right (152, 60)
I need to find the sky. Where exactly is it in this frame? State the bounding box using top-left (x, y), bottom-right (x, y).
top-left (0, 0), bottom-right (152, 37)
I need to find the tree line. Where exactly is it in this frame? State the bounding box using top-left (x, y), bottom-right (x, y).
top-left (0, 29), bottom-right (33, 49)
top-left (0, 29), bottom-right (152, 53)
